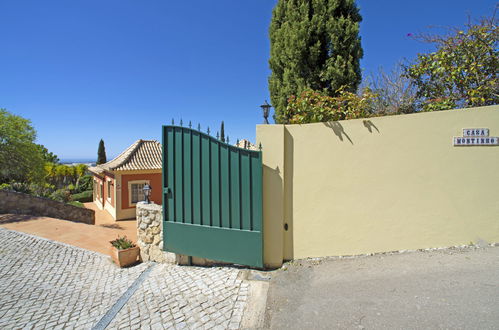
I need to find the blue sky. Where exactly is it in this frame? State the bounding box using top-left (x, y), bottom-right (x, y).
top-left (0, 0), bottom-right (496, 160)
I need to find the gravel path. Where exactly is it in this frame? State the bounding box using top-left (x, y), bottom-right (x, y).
top-left (0, 228), bottom-right (248, 329)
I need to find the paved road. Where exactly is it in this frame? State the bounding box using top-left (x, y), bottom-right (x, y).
top-left (264, 246), bottom-right (499, 329)
top-left (0, 228), bottom-right (248, 329)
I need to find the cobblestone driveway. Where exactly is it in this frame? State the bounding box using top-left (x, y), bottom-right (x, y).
top-left (0, 228), bottom-right (248, 329)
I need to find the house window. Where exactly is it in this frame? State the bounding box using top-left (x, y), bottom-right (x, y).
top-left (94, 180), bottom-right (102, 201)
top-left (107, 181), bottom-right (113, 201)
top-left (128, 180), bottom-right (149, 206)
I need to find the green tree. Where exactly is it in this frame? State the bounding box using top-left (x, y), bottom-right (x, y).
top-left (220, 121), bottom-right (225, 142)
top-left (404, 14), bottom-right (498, 111)
top-left (0, 109), bottom-right (45, 183)
top-left (97, 139), bottom-right (107, 165)
top-left (74, 164), bottom-right (88, 187)
top-left (37, 144), bottom-right (59, 164)
top-left (268, 0), bottom-right (363, 123)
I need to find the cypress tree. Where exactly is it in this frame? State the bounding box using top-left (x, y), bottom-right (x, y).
top-left (220, 121), bottom-right (225, 142)
top-left (268, 0), bottom-right (363, 123)
top-left (97, 139), bottom-right (107, 165)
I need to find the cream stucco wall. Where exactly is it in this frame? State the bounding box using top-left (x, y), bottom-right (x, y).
top-left (257, 105), bottom-right (499, 262)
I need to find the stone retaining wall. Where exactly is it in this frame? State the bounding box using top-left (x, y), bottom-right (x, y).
top-left (0, 190), bottom-right (95, 224)
top-left (136, 202), bottom-right (175, 263)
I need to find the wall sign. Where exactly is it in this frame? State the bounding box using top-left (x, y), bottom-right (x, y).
top-left (462, 128), bottom-right (489, 137)
top-left (454, 128), bottom-right (498, 146)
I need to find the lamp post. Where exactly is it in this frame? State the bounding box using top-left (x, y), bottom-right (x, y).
top-left (143, 184), bottom-right (152, 204)
top-left (260, 100), bottom-right (272, 124)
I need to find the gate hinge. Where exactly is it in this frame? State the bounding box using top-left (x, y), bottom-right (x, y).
top-left (163, 187), bottom-right (170, 194)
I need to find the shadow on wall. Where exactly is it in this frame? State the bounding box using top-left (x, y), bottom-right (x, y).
top-left (262, 163), bottom-right (284, 267)
top-left (363, 120), bottom-right (380, 133)
top-left (324, 121), bottom-right (354, 144)
top-left (323, 119), bottom-right (381, 144)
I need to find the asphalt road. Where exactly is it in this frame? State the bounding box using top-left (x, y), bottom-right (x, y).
top-left (264, 245), bottom-right (499, 329)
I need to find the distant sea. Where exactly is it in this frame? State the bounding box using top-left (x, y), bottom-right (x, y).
top-left (60, 159), bottom-right (96, 166)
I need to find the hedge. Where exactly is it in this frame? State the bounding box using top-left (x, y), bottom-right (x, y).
top-left (71, 190), bottom-right (93, 203)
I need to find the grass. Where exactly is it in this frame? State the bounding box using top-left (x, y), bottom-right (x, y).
top-left (68, 201), bottom-right (84, 208)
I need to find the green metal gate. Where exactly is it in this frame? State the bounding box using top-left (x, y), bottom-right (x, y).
top-left (162, 124), bottom-right (263, 268)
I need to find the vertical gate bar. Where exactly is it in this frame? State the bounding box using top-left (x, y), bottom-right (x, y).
top-left (208, 136), bottom-right (212, 227)
top-left (251, 151), bottom-right (263, 232)
top-left (183, 128), bottom-right (192, 224)
top-left (211, 140), bottom-right (221, 227)
top-left (240, 151), bottom-right (251, 230)
top-left (218, 142), bottom-right (222, 227)
top-left (190, 130), bottom-right (193, 224)
top-left (228, 145), bottom-right (232, 229)
top-left (181, 127), bottom-right (185, 223)
top-left (200, 133), bottom-right (204, 225)
top-left (201, 135), bottom-right (211, 226)
top-left (230, 147), bottom-right (240, 229)
top-left (220, 145), bottom-right (230, 228)
top-left (164, 126), bottom-right (171, 222)
top-left (171, 127), bottom-right (176, 222)
top-left (162, 126), bottom-right (165, 220)
top-left (249, 153), bottom-right (253, 231)
top-left (192, 131), bottom-right (201, 225)
top-left (175, 128), bottom-right (183, 223)
top-left (238, 150), bottom-right (242, 230)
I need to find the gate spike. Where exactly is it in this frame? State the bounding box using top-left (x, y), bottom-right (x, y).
top-left (180, 119), bottom-right (183, 127)
top-left (189, 121), bottom-right (192, 128)
top-left (197, 123), bottom-right (201, 131)
top-left (226, 136), bottom-right (229, 144)
top-left (171, 118), bottom-right (174, 125)
top-left (236, 139), bottom-right (240, 146)
top-left (207, 127), bottom-right (210, 135)
top-left (259, 142), bottom-right (262, 150)
top-left (216, 131), bottom-right (219, 140)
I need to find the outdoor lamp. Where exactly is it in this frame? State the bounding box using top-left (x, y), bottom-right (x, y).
top-left (143, 184), bottom-right (152, 204)
top-left (260, 100), bottom-right (272, 124)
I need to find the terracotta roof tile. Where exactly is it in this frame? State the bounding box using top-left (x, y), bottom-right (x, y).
top-left (91, 140), bottom-right (162, 173)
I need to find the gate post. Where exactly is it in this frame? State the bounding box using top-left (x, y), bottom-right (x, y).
top-left (257, 125), bottom-right (285, 268)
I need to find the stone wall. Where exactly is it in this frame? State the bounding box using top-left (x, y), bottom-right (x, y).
top-left (136, 202), bottom-right (175, 263)
top-left (0, 190), bottom-right (95, 224)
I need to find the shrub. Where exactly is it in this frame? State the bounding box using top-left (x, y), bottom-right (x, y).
top-left (30, 183), bottom-right (56, 198)
top-left (75, 175), bottom-right (93, 193)
top-left (71, 190), bottom-right (93, 203)
top-left (49, 188), bottom-right (72, 203)
top-left (0, 183), bottom-right (11, 191)
top-left (284, 87), bottom-right (377, 124)
top-left (110, 236), bottom-right (136, 250)
top-left (0, 182), bottom-right (32, 194)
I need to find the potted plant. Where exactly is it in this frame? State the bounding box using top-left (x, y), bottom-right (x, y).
top-left (109, 236), bottom-right (140, 267)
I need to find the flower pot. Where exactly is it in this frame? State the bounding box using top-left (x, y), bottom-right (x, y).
top-left (109, 246), bottom-right (140, 267)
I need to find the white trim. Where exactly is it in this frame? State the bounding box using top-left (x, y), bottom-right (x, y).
top-left (93, 180), bottom-right (104, 204)
top-left (106, 180), bottom-right (113, 204)
top-left (104, 201), bottom-right (116, 218)
top-left (128, 180), bottom-right (150, 208)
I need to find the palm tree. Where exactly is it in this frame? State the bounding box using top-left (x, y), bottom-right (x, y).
top-left (75, 164), bottom-right (88, 187)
